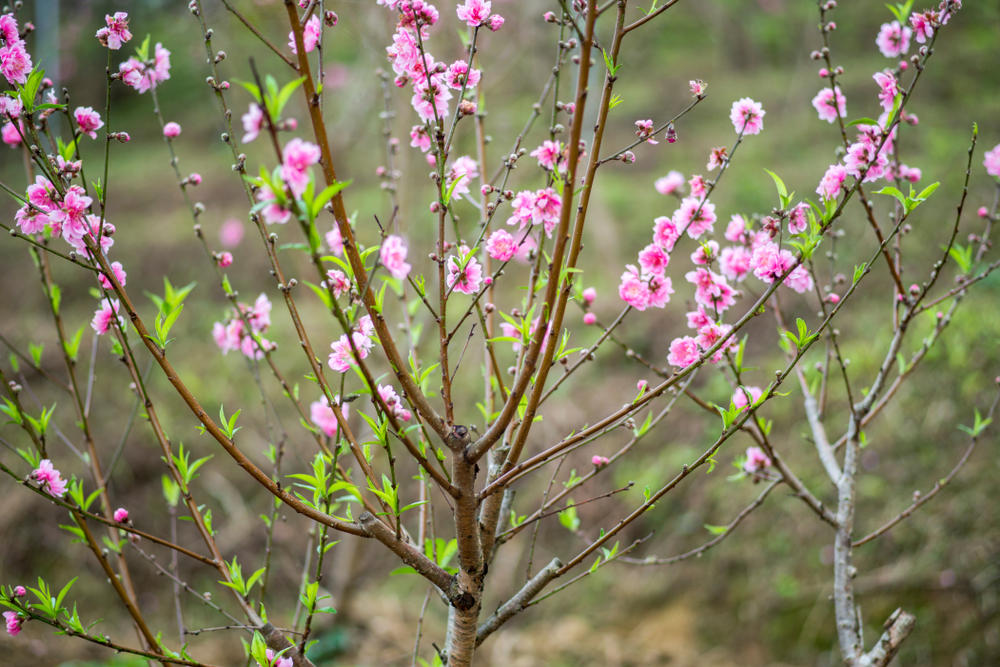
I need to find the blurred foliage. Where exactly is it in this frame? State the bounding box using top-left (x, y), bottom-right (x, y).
top-left (1, 1), bottom-right (998, 665)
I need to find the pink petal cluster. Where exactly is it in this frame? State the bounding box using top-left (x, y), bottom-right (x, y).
top-left (729, 97), bottom-right (765, 136)
top-left (485, 229), bottom-right (517, 261)
top-left (873, 72), bottom-right (899, 112)
top-left (265, 648), bottom-right (294, 667)
top-left (163, 121), bottom-right (182, 138)
top-left (618, 264), bottom-right (673, 311)
top-left (212, 294), bottom-right (277, 359)
top-left (506, 188), bottom-right (562, 237)
top-left (0, 13), bottom-right (32, 85)
top-left (706, 146), bottom-right (728, 171)
top-left (328, 316), bottom-right (375, 373)
top-left (909, 10), bottom-right (937, 43)
top-left (256, 184), bottom-right (291, 225)
top-left (743, 446), bottom-right (772, 474)
top-left (446, 245), bottom-right (484, 294)
top-left (456, 0), bottom-right (502, 28)
top-left (325, 269), bottom-right (351, 298)
top-left (685, 267), bottom-right (735, 313)
top-left (816, 163), bottom-right (847, 201)
top-left (380, 234), bottom-right (412, 280)
top-left (732, 385), bottom-right (763, 411)
top-left (118, 43), bottom-right (171, 94)
top-left (674, 196), bottom-right (717, 239)
top-left (875, 20), bottom-right (911, 58)
top-left (654, 170), bottom-right (685, 196)
top-left (281, 138), bottom-right (321, 197)
top-left (96, 12), bottom-right (132, 50)
top-left (32, 459), bottom-right (68, 498)
top-left (3, 611), bottom-right (22, 637)
top-left (788, 202), bottom-right (810, 235)
top-left (114, 507), bottom-right (130, 523)
top-left (811, 86), bottom-right (846, 123)
top-left (288, 15), bottom-right (322, 55)
top-left (241, 104), bottom-right (264, 143)
top-left (98, 260), bottom-right (127, 290)
top-left (634, 119), bottom-right (658, 145)
top-left (325, 224), bottom-right (345, 255)
top-left (378, 384), bottom-right (413, 421)
top-left (984, 144), bottom-right (1000, 179)
top-left (74, 107), bottom-right (104, 139)
top-left (446, 155), bottom-right (478, 201)
top-left (90, 297), bottom-right (122, 336)
top-left (310, 396), bottom-right (349, 437)
top-left (530, 140), bottom-right (563, 171)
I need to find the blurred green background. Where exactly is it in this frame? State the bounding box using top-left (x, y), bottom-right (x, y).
top-left (1, 0), bottom-right (999, 665)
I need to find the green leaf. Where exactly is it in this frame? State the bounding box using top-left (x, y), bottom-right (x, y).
top-left (704, 523), bottom-right (728, 535)
top-left (558, 502), bottom-right (580, 532)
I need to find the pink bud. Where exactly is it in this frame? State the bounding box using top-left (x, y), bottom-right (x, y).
top-left (543, 11), bottom-right (557, 22)
top-left (218, 251), bottom-right (233, 268)
top-left (484, 276), bottom-right (493, 286)
top-left (488, 14), bottom-right (504, 31)
top-left (978, 206), bottom-right (989, 218)
top-left (426, 153), bottom-right (437, 166)
top-left (163, 122), bottom-right (182, 138)
top-left (591, 455), bottom-right (609, 467)
top-left (899, 60), bottom-right (908, 70)
top-left (220, 218), bottom-right (244, 247)
top-left (826, 293), bottom-right (840, 304)
top-left (909, 283), bottom-right (920, 294)
top-left (564, 102), bottom-right (576, 115)
top-left (113, 507), bottom-right (129, 523)
top-left (637, 379), bottom-right (648, 391)
top-left (188, 173), bottom-right (202, 186)
top-left (818, 68), bottom-right (830, 78)
top-left (583, 312), bottom-right (597, 325)
top-left (13, 586), bottom-right (26, 597)
top-left (582, 287), bottom-right (597, 304)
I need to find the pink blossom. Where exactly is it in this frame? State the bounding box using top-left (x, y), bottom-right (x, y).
top-left (32, 459), bottom-right (68, 498)
top-left (310, 396), bottom-right (347, 437)
top-left (380, 235), bottom-right (411, 280)
top-left (96, 12), bottom-right (132, 50)
top-left (811, 86), bottom-right (846, 123)
top-left (732, 386), bottom-right (763, 411)
top-left (15, 204), bottom-right (49, 235)
top-left (456, 0), bottom-right (492, 27)
top-left (530, 140), bottom-right (562, 171)
top-left (485, 229), bottom-right (517, 261)
top-left (690, 240), bottom-right (719, 266)
top-left (114, 507), bottom-right (129, 523)
top-left (750, 242), bottom-right (794, 284)
top-left (241, 104), bottom-right (264, 143)
top-left (13, 586), bottom-right (25, 598)
top-left (0, 41), bottom-right (31, 85)
top-left (325, 225), bottom-right (344, 256)
top-left (652, 216), bottom-right (680, 251)
top-left (582, 287), bottom-right (597, 304)
top-left (487, 14), bottom-right (504, 31)
top-left (281, 138), bottom-right (321, 197)
top-left (695, 322), bottom-right (736, 362)
top-left (688, 174), bottom-right (707, 198)
top-left (0, 93), bottom-right (22, 119)
top-left (445, 60), bottom-right (481, 90)
top-left (706, 146), bottom-right (728, 171)
top-left (591, 455), bottom-right (609, 467)
top-left (59, 186), bottom-right (94, 244)
top-left (634, 119), bottom-right (658, 145)
top-left (873, 71), bottom-right (899, 112)
top-left (743, 446), bottom-right (772, 474)
top-left (730, 97), bottom-right (765, 135)
top-left (674, 196), bottom-right (717, 239)
top-left (646, 274), bottom-right (674, 309)
top-left (689, 79), bottom-right (706, 97)
top-left (910, 11), bottom-right (937, 43)
top-left (73, 107), bottom-right (104, 139)
top-left (447, 246), bottom-right (483, 294)
top-left (3, 611), bottom-right (22, 637)
top-left (218, 251), bottom-right (233, 268)
top-left (508, 188), bottom-right (562, 236)
top-left (409, 124), bottom-right (431, 152)
top-left (216, 219), bottom-right (243, 248)
top-left (247, 293), bottom-right (272, 332)
top-left (99, 260), bottom-right (127, 290)
top-left (686, 307), bottom-right (712, 330)
top-left (256, 185), bottom-right (291, 225)
top-left (265, 648), bottom-right (294, 667)
top-left (446, 156), bottom-right (478, 201)
top-left (638, 243), bottom-right (670, 274)
top-left (378, 384), bottom-right (412, 422)
top-left (984, 144), bottom-right (1000, 179)
top-left (724, 214), bottom-right (749, 243)
top-left (896, 164), bottom-right (921, 183)
top-left (583, 312), bottom-right (597, 325)
top-left (0, 13), bottom-right (20, 45)
top-left (876, 20), bottom-right (911, 58)
top-left (844, 139), bottom-right (888, 183)
top-left (816, 163), bottom-right (847, 201)
top-left (685, 267), bottom-right (735, 311)
top-left (327, 319), bottom-right (374, 373)
top-left (411, 75), bottom-right (452, 122)
top-left (788, 202), bottom-right (810, 234)
top-left (667, 336), bottom-right (700, 367)
top-left (654, 170), bottom-right (685, 196)
top-left (289, 15), bottom-right (321, 54)
top-left (784, 264), bottom-right (814, 294)
top-left (163, 121), bottom-right (182, 138)
top-left (827, 293), bottom-right (841, 304)
top-left (618, 265), bottom-right (650, 311)
top-left (1, 119), bottom-right (22, 145)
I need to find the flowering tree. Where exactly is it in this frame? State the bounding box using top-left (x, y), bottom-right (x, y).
top-left (1, 1), bottom-right (997, 665)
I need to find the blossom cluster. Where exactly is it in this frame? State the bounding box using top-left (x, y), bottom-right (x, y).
top-left (328, 315), bottom-right (376, 373)
top-left (212, 293), bottom-right (277, 359)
